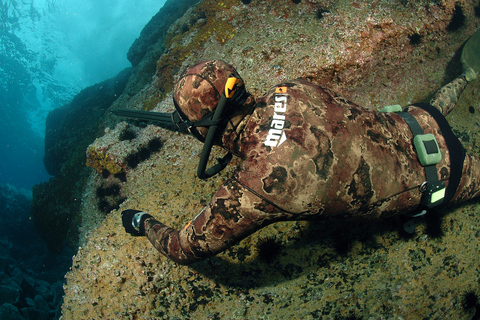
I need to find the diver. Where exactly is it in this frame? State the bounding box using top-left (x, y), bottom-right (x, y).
top-left (115, 30), bottom-right (480, 265)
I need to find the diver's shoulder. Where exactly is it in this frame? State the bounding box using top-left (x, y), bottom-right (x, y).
top-left (261, 79), bottom-right (323, 96)
top-left (276, 78), bottom-right (320, 89)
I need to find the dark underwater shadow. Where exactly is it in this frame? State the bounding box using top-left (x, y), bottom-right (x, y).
top-left (415, 29), bottom-right (472, 107)
top-left (188, 199), bottom-right (478, 289)
top-left (439, 33), bottom-right (470, 87)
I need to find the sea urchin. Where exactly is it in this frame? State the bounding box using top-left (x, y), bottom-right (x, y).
top-left (257, 236), bottom-right (283, 263)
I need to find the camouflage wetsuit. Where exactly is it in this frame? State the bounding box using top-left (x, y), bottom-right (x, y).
top-left (144, 76), bottom-right (480, 265)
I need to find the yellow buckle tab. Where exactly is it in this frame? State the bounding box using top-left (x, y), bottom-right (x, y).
top-left (225, 77), bottom-right (241, 98)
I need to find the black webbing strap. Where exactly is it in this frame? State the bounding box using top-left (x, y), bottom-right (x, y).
top-left (172, 110), bottom-right (223, 132)
top-left (411, 103), bottom-right (466, 206)
top-left (397, 111), bottom-right (440, 187)
top-left (396, 111), bottom-right (445, 208)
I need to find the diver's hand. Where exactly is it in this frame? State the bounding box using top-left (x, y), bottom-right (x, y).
top-left (122, 209), bottom-right (152, 236)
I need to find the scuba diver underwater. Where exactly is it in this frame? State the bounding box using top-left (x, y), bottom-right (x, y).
top-left (114, 29), bottom-right (480, 265)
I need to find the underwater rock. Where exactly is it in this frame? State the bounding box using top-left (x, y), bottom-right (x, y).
top-left (54, 0), bottom-right (480, 318)
top-left (34, 0), bottom-right (204, 252)
top-left (43, 67), bottom-right (132, 177)
top-left (86, 122), bottom-right (165, 175)
top-left (125, 0), bottom-right (203, 97)
top-left (0, 266), bottom-right (66, 320)
top-left (0, 303), bottom-right (24, 320)
top-left (33, 295), bottom-right (50, 313)
top-left (75, 122), bottom-right (165, 238)
top-left (0, 184), bottom-right (32, 243)
top-left (127, 0), bottom-right (202, 67)
top-left (19, 307), bottom-right (49, 320)
top-left (32, 174), bottom-right (82, 253)
top-left (34, 68), bottom-right (132, 252)
top-left (0, 284), bottom-right (21, 305)
top-left (0, 243), bottom-right (13, 271)
top-left (0, 187), bottom-right (67, 319)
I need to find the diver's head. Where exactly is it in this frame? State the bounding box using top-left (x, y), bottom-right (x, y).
top-left (173, 60), bottom-right (252, 142)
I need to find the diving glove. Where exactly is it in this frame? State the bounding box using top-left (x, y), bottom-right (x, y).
top-left (122, 209), bottom-right (152, 236)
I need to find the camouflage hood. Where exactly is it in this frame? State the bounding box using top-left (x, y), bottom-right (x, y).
top-left (173, 60), bottom-right (252, 143)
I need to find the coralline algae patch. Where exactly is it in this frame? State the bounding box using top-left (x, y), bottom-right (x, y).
top-left (86, 122), bottom-right (165, 175)
top-left (164, 0), bottom-right (478, 110)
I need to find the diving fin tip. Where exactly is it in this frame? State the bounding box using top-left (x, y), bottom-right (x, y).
top-left (461, 29), bottom-right (480, 82)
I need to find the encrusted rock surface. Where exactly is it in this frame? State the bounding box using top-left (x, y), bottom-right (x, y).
top-left (57, 0), bottom-right (480, 318)
top-left (33, 68), bottom-right (132, 253)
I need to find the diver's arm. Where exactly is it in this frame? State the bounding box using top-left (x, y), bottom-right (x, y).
top-left (128, 178), bottom-right (281, 264)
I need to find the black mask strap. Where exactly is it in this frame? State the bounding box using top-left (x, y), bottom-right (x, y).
top-left (171, 111), bottom-right (222, 131)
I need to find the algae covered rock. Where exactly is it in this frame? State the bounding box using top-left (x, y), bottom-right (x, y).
top-left (125, 0), bottom-right (203, 96)
top-left (33, 68), bottom-right (132, 253)
top-left (43, 68), bottom-right (132, 177)
top-left (127, 0), bottom-right (202, 67)
top-left (32, 0), bottom-right (207, 253)
top-left (59, 0), bottom-right (480, 318)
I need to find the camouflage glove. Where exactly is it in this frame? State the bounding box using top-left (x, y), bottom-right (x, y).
top-left (122, 209), bottom-right (152, 236)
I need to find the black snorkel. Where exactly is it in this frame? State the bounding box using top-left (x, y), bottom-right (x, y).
top-left (195, 76), bottom-right (241, 179)
top-left (112, 75), bottom-right (245, 179)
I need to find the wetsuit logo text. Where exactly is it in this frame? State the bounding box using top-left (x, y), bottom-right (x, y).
top-left (264, 88), bottom-right (288, 147)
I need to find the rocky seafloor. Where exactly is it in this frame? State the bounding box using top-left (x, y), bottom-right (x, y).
top-left (30, 0), bottom-right (480, 318)
top-left (0, 184), bottom-right (72, 320)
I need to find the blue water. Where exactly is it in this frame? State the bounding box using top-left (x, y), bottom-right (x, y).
top-left (1, 0), bottom-right (166, 190)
